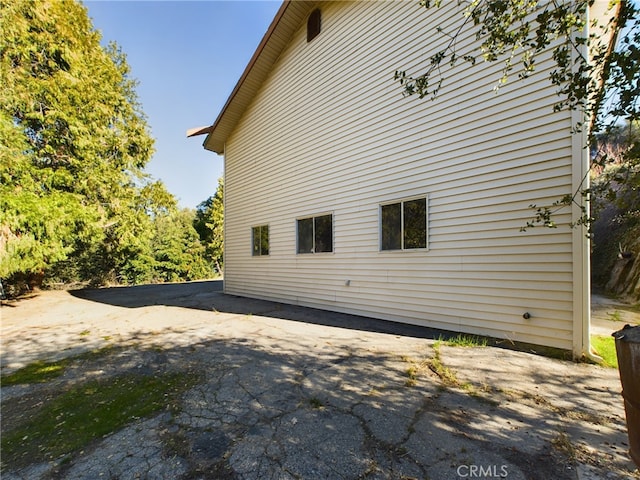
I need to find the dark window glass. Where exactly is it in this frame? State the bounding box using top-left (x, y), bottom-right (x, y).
top-left (252, 226), bottom-right (261, 256)
top-left (297, 218), bottom-right (313, 254)
top-left (307, 9), bottom-right (321, 42)
top-left (314, 214), bottom-right (333, 253)
top-left (260, 225), bottom-right (269, 255)
top-left (404, 198), bottom-right (427, 249)
top-left (381, 203), bottom-right (402, 250)
top-left (297, 214), bottom-right (332, 254)
top-left (252, 225), bottom-right (269, 256)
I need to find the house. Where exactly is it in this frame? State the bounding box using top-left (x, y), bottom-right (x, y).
top-left (190, 1), bottom-right (615, 358)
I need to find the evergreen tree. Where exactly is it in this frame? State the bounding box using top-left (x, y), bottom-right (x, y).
top-left (152, 209), bottom-right (214, 283)
top-left (0, 0), bottom-right (156, 286)
top-left (194, 177), bottom-right (224, 275)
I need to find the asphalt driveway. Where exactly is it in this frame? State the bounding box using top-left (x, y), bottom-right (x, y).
top-left (1, 280), bottom-right (637, 479)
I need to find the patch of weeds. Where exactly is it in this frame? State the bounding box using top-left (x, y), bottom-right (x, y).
top-left (551, 431), bottom-right (576, 461)
top-left (607, 310), bottom-right (623, 322)
top-left (1, 371), bottom-right (201, 470)
top-left (405, 366), bottom-right (418, 387)
top-left (79, 329), bottom-right (91, 336)
top-left (401, 355), bottom-right (430, 387)
top-left (441, 334), bottom-right (488, 348)
top-left (427, 342), bottom-right (459, 386)
top-left (591, 335), bottom-right (618, 368)
top-left (308, 397), bottom-right (324, 409)
top-left (102, 335), bottom-right (112, 341)
top-left (1, 359), bottom-right (71, 386)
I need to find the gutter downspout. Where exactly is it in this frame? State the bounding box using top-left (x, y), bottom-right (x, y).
top-left (572, 4), bottom-right (593, 362)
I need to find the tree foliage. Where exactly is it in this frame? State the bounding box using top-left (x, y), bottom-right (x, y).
top-left (395, 0), bottom-right (639, 228)
top-left (194, 177), bottom-right (224, 275)
top-left (153, 209), bottom-right (214, 283)
top-left (591, 120), bottom-right (640, 298)
top-left (0, 0), bottom-right (219, 292)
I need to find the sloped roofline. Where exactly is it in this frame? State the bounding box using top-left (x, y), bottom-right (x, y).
top-left (197, 1), bottom-right (620, 154)
top-left (201, 0), bottom-right (317, 154)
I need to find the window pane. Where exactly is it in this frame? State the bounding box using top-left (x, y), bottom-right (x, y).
top-left (314, 214), bottom-right (333, 253)
top-left (252, 226), bottom-right (261, 256)
top-left (404, 198), bottom-right (427, 249)
top-left (297, 218), bottom-right (313, 254)
top-left (260, 225), bottom-right (269, 255)
top-left (381, 203), bottom-right (401, 250)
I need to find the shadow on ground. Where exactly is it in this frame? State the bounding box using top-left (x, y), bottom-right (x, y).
top-left (70, 280), bottom-right (456, 341)
top-left (2, 329), bottom-right (622, 480)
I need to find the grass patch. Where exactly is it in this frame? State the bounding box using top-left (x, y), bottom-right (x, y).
top-left (591, 335), bottom-right (618, 368)
top-left (1, 359), bottom-right (71, 386)
top-left (1, 371), bottom-right (201, 469)
top-left (1, 347), bottom-right (119, 386)
top-left (441, 334), bottom-right (488, 348)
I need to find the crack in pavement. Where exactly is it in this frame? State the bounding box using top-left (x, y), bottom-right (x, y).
top-left (2, 285), bottom-right (637, 479)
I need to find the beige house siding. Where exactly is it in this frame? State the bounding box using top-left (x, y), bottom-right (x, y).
top-left (222, 1), bottom-right (587, 351)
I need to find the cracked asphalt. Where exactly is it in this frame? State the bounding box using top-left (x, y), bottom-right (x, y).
top-left (1, 280), bottom-right (638, 479)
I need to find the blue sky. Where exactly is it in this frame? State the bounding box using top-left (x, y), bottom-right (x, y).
top-left (84, 0), bottom-right (282, 209)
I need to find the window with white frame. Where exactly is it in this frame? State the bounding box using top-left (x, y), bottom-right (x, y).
top-left (380, 197), bottom-right (428, 250)
top-left (252, 225), bottom-right (269, 256)
top-left (297, 214), bottom-right (333, 254)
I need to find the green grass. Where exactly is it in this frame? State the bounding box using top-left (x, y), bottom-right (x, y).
top-left (1, 359), bottom-right (71, 386)
top-left (591, 335), bottom-right (618, 368)
top-left (440, 334), bottom-right (488, 348)
top-left (1, 371), bottom-right (201, 469)
top-left (1, 347), bottom-right (117, 386)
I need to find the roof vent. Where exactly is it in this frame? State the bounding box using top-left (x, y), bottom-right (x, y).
top-left (307, 9), bottom-right (321, 42)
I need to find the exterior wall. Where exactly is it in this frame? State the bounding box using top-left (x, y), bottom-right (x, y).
top-left (223, 1), bottom-right (585, 351)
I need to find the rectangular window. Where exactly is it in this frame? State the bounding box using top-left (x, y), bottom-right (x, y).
top-left (297, 214), bottom-right (333, 254)
top-left (380, 197), bottom-right (427, 251)
top-left (252, 225), bottom-right (269, 256)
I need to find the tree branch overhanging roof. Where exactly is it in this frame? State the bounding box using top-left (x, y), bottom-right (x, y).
top-left (197, 0), bottom-right (317, 154)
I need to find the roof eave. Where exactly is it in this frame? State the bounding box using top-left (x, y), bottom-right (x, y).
top-left (203, 0), bottom-right (317, 155)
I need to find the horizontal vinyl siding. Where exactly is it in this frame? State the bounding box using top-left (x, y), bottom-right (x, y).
top-left (223, 1), bottom-right (577, 350)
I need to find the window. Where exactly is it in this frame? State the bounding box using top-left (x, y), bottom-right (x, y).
top-left (252, 225), bottom-right (269, 256)
top-left (307, 9), bottom-right (321, 42)
top-left (297, 214), bottom-right (333, 254)
top-left (381, 197), bottom-right (428, 250)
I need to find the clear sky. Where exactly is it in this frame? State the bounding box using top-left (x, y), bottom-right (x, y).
top-left (84, 0), bottom-right (282, 209)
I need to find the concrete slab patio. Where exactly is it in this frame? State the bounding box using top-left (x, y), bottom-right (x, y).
top-left (1, 280), bottom-right (638, 479)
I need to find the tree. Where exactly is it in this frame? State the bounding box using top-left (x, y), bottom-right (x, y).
top-left (194, 177), bottom-right (224, 275)
top-left (395, 0), bottom-right (639, 228)
top-left (590, 120), bottom-right (640, 296)
top-left (152, 209), bottom-right (214, 283)
top-left (0, 0), bottom-right (156, 286)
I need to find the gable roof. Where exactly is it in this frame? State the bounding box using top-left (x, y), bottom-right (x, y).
top-left (196, 0), bottom-right (317, 154)
top-left (192, 1), bottom-right (620, 154)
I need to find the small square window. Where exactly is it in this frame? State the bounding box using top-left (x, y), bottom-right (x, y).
top-left (252, 225), bottom-right (269, 256)
top-left (297, 214), bottom-right (333, 254)
top-left (380, 197), bottom-right (428, 251)
top-left (307, 9), bottom-right (321, 42)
